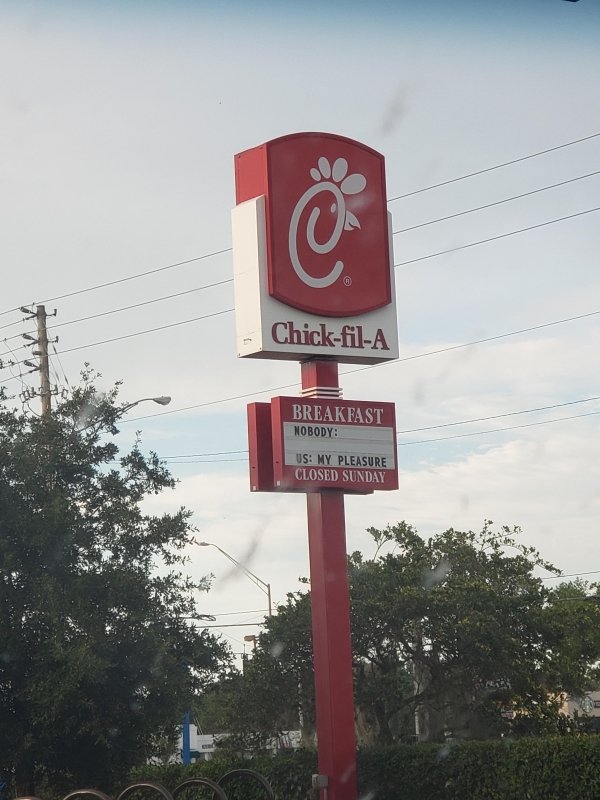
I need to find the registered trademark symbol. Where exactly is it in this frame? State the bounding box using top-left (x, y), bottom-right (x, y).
top-left (343, 276), bottom-right (352, 287)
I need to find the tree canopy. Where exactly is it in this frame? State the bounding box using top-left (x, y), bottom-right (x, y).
top-left (208, 521), bottom-right (600, 747)
top-left (0, 373), bottom-right (230, 794)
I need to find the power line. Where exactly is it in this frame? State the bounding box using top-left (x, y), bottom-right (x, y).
top-left (20, 186), bottom-right (599, 339)
top-left (51, 341), bottom-right (71, 391)
top-left (395, 206), bottom-right (600, 268)
top-left (32, 202), bottom-right (595, 353)
top-left (396, 395), bottom-right (600, 435)
top-left (392, 170), bottom-right (600, 235)
top-left (24, 172), bottom-right (600, 340)
top-left (0, 340), bottom-right (28, 365)
top-left (29, 174), bottom-right (583, 341)
top-left (122, 309), bottom-right (600, 423)
top-left (1, 179), bottom-right (596, 370)
top-left (7, 308), bottom-right (232, 370)
top-left (164, 410), bottom-right (600, 463)
top-left (396, 410), bottom-right (600, 447)
top-left (343, 310), bottom-right (600, 379)
top-left (158, 395), bottom-right (600, 461)
top-left (387, 131), bottom-right (600, 202)
top-left (1, 131), bottom-right (598, 321)
top-left (163, 450), bottom-right (249, 459)
top-left (0, 313), bottom-right (33, 333)
top-left (542, 571), bottom-right (600, 581)
top-left (0, 253), bottom-right (223, 320)
top-left (0, 305), bottom-right (33, 322)
top-left (203, 622), bottom-right (266, 628)
top-left (1, 340), bottom-right (28, 393)
top-left (24, 210), bottom-right (600, 373)
top-left (48, 280), bottom-right (233, 332)
top-left (0, 368), bottom-right (38, 384)
top-left (2, 330), bottom-right (36, 345)
top-left (38, 249), bottom-right (232, 305)
top-left (2, 192), bottom-right (586, 381)
top-left (125, 381), bottom-right (301, 422)
top-left (8, 302), bottom-right (594, 385)
top-left (169, 461), bottom-right (248, 465)
top-left (211, 608), bottom-right (269, 617)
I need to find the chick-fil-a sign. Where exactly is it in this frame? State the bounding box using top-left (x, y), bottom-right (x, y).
top-left (233, 135), bottom-right (400, 800)
top-left (235, 133), bottom-right (391, 317)
top-left (232, 132), bottom-right (398, 364)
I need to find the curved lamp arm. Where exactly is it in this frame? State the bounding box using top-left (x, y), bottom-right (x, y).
top-left (196, 541), bottom-right (272, 616)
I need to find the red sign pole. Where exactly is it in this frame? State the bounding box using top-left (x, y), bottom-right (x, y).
top-left (302, 360), bottom-right (357, 800)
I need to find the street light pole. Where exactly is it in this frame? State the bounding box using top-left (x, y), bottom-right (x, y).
top-left (119, 395), bottom-right (172, 414)
top-left (75, 395), bottom-right (172, 435)
top-left (196, 541), bottom-right (272, 616)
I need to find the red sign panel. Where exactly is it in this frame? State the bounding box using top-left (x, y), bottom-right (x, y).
top-left (235, 133), bottom-right (391, 318)
top-left (270, 396), bottom-right (398, 493)
top-left (247, 402), bottom-right (276, 492)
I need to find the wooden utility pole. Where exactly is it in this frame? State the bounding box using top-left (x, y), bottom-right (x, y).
top-left (35, 305), bottom-right (52, 416)
top-left (20, 304), bottom-right (57, 415)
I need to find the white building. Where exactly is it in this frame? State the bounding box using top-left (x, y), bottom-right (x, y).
top-left (563, 691), bottom-right (600, 732)
top-left (174, 724), bottom-right (301, 762)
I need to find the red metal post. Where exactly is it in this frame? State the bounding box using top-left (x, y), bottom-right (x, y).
top-left (302, 360), bottom-right (357, 800)
top-left (307, 491), bottom-right (357, 800)
top-left (300, 358), bottom-right (343, 398)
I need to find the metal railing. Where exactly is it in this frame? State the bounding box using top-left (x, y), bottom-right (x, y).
top-left (14, 770), bottom-right (276, 800)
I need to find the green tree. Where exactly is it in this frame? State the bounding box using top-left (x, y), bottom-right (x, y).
top-left (197, 591), bottom-right (315, 753)
top-left (349, 521), bottom-right (560, 741)
top-left (539, 580), bottom-right (600, 695)
top-left (217, 521), bottom-right (600, 747)
top-left (0, 373), bottom-right (230, 794)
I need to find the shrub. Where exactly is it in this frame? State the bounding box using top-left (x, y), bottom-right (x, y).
top-left (130, 736), bottom-right (600, 800)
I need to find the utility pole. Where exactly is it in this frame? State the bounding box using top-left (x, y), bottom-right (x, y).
top-left (36, 305), bottom-right (51, 416)
top-left (20, 305), bottom-right (57, 416)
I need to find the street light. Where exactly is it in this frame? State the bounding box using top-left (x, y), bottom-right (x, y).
top-left (76, 395), bottom-right (172, 434)
top-left (196, 541), bottom-right (272, 616)
top-left (120, 395), bottom-right (172, 413)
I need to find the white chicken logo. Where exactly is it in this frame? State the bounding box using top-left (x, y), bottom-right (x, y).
top-left (288, 156), bottom-right (367, 289)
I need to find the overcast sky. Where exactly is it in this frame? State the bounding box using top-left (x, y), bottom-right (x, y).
top-left (1, 0), bottom-right (599, 662)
